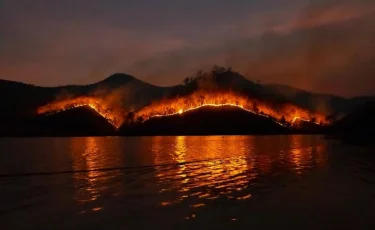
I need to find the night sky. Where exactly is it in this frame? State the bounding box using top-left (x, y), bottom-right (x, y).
top-left (1, 0), bottom-right (374, 97)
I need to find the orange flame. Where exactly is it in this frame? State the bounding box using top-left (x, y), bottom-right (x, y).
top-left (37, 97), bottom-right (124, 128)
top-left (37, 91), bottom-right (329, 129)
top-left (134, 91), bottom-right (328, 126)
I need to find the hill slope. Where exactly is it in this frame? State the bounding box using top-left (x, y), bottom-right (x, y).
top-left (330, 102), bottom-right (375, 136)
top-left (118, 105), bottom-right (290, 135)
top-left (23, 106), bottom-right (115, 137)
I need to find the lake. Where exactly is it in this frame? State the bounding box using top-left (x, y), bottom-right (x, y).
top-left (1, 135), bottom-right (375, 229)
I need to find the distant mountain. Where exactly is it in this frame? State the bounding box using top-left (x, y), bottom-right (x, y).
top-left (330, 101), bottom-right (375, 136)
top-left (96, 73), bottom-right (136, 86)
top-left (0, 73), bottom-right (168, 119)
top-left (265, 84), bottom-right (375, 117)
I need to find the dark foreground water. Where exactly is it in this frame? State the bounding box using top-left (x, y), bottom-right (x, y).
top-left (1, 135), bottom-right (374, 230)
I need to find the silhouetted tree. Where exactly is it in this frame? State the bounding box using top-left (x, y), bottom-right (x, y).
top-left (183, 77), bottom-right (193, 85)
top-left (196, 70), bottom-right (204, 79)
top-left (184, 98), bottom-right (192, 107)
top-left (326, 114), bottom-right (336, 123)
top-left (126, 112), bottom-right (135, 123)
top-left (252, 102), bottom-right (260, 113)
top-left (211, 65), bottom-right (226, 75)
top-left (199, 95), bottom-right (205, 105)
top-left (136, 116), bottom-right (144, 123)
top-left (280, 116), bottom-right (286, 124)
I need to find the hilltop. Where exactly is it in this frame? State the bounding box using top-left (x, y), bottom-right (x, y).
top-left (118, 105), bottom-right (289, 136)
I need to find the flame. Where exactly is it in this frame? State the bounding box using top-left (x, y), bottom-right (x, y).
top-left (37, 91), bottom-right (329, 130)
top-left (134, 91), bottom-right (328, 126)
top-left (37, 96), bottom-right (124, 128)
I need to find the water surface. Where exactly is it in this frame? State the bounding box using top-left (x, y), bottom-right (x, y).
top-left (1, 135), bottom-right (374, 229)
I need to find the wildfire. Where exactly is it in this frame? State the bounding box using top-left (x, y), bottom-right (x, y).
top-left (134, 91), bottom-right (328, 126)
top-left (37, 97), bottom-right (124, 128)
top-left (37, 91), bottom-right (329, 130)
top-left (145, 103), bottom-right (287, 126)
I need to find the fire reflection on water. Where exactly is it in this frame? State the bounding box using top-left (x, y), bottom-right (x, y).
top-left (66, 135), bottom-right (327, 216)
top-left (152, 136), bottom-right (327, 209)
top-left (289, 135), bottom-right (326, 174)
top-left (153, 136), bottom-right (255, 207)
top-left (174, 136), bottom-right (188, 186)
top-left (70, 137), bottom-right (119, 212)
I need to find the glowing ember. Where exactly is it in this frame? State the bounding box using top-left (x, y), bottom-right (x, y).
top-left (37, 97), bottom-right (124, 128)
top-left (134, 91), bottom-right (328, 126)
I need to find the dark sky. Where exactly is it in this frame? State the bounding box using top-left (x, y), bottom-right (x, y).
top-left (1, 0), bottom-right (375, 97)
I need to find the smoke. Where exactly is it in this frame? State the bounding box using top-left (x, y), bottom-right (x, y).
top-left (123, 0), bottom-right (375, 97)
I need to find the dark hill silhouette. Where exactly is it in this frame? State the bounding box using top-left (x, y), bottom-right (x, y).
top-left (292, 119), bottom-right (326, 134)
top-left (4, 106), bottom-right (116, 137)
top-left (330, 101), bottom-right (375, 136)
top-left (118, 105), bottom-right (290, 136)
top-left (265, 84), bottom-right (375, 118)
top-left (325, 101), bottom-right (375, 145)
top-left (89, 73), bottom-right (156, 90)
top-left (100, 73), bottom-right (135, 85)
top-left (0, 73), bottom-right (164, 132)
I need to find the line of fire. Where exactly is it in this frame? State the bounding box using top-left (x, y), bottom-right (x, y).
top-left (37, 90), bottom-right (330, 130)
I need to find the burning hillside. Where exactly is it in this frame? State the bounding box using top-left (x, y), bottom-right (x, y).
top-left (119, 105), bottom-right (290, 135)
top-left (4, 67), bottom-right (374, 137)
top-left (133, 91), bottom-right (329, 127)
top-left (33, 106), bottom-right (116, 136)
top-left (36, 67), bottom-right (331, 132)
top-left (37, 96), bottom-right (124, 128)
top-left (37, 90), bottom-right (329, 131)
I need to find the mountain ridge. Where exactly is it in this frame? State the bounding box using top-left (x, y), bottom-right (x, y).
top-left (1, 75), bottom-right (373, 100)
top-left (1, 68), bottom-right (374, 137)
top-left (1, 69), bottom-right (374, 122)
